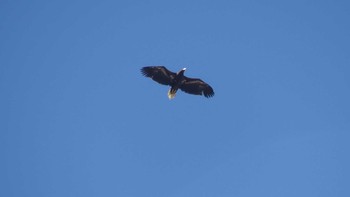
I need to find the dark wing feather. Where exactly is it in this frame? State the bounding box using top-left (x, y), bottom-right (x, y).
top-left (141, 66), bottom-right (176, 85)
top-left (180, 77), bottom-right (215, 98)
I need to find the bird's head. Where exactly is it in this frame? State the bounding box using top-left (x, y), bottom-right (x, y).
top-left (177, 68), bottom-right (186, 76)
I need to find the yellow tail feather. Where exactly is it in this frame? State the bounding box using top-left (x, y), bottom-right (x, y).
top-left (168, 89), bottom-right (176, 99)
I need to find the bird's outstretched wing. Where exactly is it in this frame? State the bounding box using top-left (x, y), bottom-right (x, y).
top-left (141, 66), bottom-right (176, 85)
top-left (180, 77), bottom-right (215, 98)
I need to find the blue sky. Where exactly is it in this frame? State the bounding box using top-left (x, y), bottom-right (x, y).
top-left (1, 0), bottom-right (349, 196)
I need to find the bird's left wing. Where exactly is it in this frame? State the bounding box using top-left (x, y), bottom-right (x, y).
top-left (141, 66), bottom-right (176, 85)
top-left (180, 77), bottom-right (215, 98)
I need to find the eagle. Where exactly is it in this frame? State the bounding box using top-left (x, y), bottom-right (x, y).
top-left (141, 66), bottom-right (214, 99)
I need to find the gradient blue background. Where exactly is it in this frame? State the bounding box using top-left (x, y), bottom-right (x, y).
top-left (1, 0), bottom-right (349, 196)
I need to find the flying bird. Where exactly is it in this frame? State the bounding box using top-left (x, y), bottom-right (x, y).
top-left (141, 66), bottom-right (214, 99)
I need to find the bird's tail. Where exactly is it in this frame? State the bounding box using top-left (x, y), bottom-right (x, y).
top-left (168, 87), bottom-right (177, 100)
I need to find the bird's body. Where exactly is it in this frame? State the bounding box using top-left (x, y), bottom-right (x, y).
top-left (141, 66), bottom-right (214, 99)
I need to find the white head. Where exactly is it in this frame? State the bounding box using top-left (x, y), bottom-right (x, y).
top-left (177, 68), bottom-right (187, 75)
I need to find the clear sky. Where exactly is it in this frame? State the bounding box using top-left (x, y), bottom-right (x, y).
top-left (1, 0), bottom-right (349, 196)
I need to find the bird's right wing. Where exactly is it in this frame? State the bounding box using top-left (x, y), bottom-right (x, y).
top-left (180, 77), bottom-right (215, 98)
top-left (141, 66), bottom-right (176, 85)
